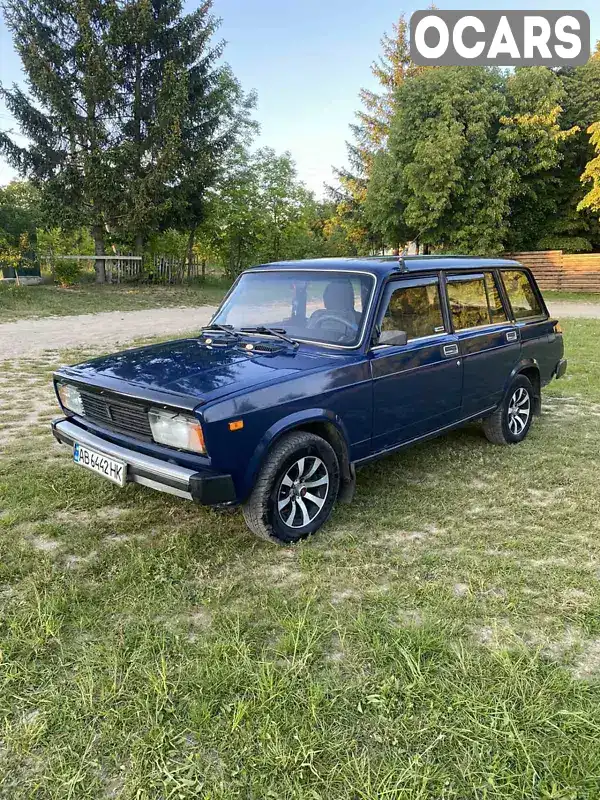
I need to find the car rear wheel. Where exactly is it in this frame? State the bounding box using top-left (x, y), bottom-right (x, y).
top-left (482, 374), bottom-right (534, 445)
top-left (242, 431), bottom-right (340, 544)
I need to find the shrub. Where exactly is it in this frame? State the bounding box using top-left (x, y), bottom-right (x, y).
top-left (53, 257), bottom-right (82, 287)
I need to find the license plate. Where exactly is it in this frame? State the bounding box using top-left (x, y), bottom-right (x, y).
top-left (73, 443), bottom-right (127, 487)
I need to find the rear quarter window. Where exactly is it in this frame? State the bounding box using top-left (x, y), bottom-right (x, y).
top-left (446, 273), bottom-right (507, 330)
top-left (501, 270), bottom-right (544, 320)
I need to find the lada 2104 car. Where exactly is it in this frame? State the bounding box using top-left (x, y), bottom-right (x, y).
top-left (52, 256), bottom-right (567, 544)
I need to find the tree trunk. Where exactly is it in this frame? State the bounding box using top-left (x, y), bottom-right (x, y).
top-left (134, 232), bottom-right (144, 255)
top-left (186, 226), bottom-right (196, 274)
top-left (201, 258), bottom-right (206, 282)
top-left (93, 224), bottom-right (106, 283)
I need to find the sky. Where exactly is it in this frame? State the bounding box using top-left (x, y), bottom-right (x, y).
top-left (1, 0), bottom-right (599, 197)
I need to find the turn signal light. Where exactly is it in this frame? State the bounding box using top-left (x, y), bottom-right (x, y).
top-left (229, 419), bottom-right (244, 431)
top-left (554, 322), bottom-right (563, 334)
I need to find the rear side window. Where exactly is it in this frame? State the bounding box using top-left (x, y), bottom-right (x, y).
top-left (484, 273), bottom-right (508, 323)
top-left (501, 270), bottom-right (544, 320)
top-left (447, 273), bottom-right (508, 330)
top-left (381, 281), bottom-right (445, 342)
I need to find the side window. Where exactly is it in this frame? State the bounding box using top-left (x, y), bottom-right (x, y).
top-left (447, 273), bottom-right (507, 330)
top-left (484, 273), bottom-right (508, 324)
top-left (501, 270), bottom-right (544, 320)
top-left (380, 281), bottom-right (445, 342)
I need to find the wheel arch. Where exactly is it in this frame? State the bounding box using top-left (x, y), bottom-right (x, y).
top-left (508, 359), bottom-right (542, 415)
top-left (242, 409), bottom-right (353, 501)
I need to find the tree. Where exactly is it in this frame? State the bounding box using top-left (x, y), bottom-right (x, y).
top-left (1, 0), bottom-right (120, 282)
top-left (200, 147), bottom-right (342, 278)
top-left (534, 50), bottom-right (600, 252)
top-left (0, 181), bottom-right (41, 249)
top-left (500, 67), bottom-right (579, 252)
top-left (553, 50), bottom-right (600, 250)
top-left (110, 0), bottom-right (255, 260)
top-left (1, 0), bottom-right (255, 281)
top-left (366, 67), bottom-right (514, 254)
top-left (204, 147), bottom-right (264, 278)
top-left (578, 122), bottom-right (600, 215)
top-left (364, 64), bottom-right (586, 255)
top-left (327, 15), bottom-right (418, 254)
top-left (171, 64), bottom-right (256, 269)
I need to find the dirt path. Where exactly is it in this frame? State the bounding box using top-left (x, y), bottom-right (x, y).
top-left (0, 305), bottom-right (218, 359)
top-left (0, 300), bottom-right (597, 360)
top-left (546, 301), bottom-right (600, 320)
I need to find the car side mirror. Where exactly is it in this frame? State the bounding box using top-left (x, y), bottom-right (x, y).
top-left (375, 330), bottom-right (408, 347)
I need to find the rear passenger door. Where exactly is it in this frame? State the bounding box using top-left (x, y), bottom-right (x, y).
top-left (370, 276), bottom-right (463, 452)
top-left (445, 271), bottom-right (520, 416)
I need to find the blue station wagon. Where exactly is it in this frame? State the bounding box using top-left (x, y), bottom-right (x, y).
top-left (52, 256), bottom-right (567, 543)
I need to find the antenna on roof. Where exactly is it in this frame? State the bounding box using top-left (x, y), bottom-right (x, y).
top-left (398, 226), bottom-right (429, 271)
top-left (397, 246), bottom-right (409, 273)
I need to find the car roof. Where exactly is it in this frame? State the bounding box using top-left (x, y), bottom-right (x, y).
top-left (249, 256), bottom-right (522, 277)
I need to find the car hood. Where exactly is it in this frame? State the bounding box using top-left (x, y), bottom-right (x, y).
top-left (57, 338), bottom-right (339, 409)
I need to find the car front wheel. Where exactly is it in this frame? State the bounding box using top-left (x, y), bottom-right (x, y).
top-left (482, 374), bottom-right (534, 445)
top-left (242, 431), bottom-right (340, 544)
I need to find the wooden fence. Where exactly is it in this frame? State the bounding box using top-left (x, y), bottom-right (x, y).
top-left (147, 256), bottom-right (208, 283)
top-left (509, 250), bottom-right (600, 292)
top-left (41, 254), bottom-right (214, 284)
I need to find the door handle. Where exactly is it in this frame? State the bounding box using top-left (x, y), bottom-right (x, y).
top-left (506, 330), bottom-right (518, 342)
top-left (443, 343), bottom-right (459, 357)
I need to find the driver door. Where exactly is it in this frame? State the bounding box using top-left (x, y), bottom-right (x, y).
top-left (370, 276), bottom-right (463, 453)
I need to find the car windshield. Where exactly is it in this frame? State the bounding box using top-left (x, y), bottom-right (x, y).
top-left (212, 270), bottom-right (375, 347)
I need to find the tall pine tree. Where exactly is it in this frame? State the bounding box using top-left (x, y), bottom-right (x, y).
top-left (110, 0), bottom-right (255, 260)
top-left (1, 0), bottom-right (120, 281)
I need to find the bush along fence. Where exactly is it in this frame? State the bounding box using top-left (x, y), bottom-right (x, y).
top-left (509, 251), bottom-right (600, 292)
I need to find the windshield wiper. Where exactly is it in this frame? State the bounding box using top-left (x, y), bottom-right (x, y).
top-left (201, 323), bottom-right (243, 339)
top-left (240, 326), bottom-right (298, 347)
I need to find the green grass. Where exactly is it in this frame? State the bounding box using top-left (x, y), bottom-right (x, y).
top-left (543, 290), bottom-right (600, 304)
top-left (0, 279), bottom-right (230, 323)
top-left (1, 321), bottom-right (600, 797)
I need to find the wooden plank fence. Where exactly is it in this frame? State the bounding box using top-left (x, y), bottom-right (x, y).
top-left (508, 250), bottom-right (600, 292)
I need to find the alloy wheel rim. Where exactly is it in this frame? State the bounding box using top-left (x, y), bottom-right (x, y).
top-left (507, 387), bottom-right (531, 435)
top-left (277, 456), bottom-right (329, 528)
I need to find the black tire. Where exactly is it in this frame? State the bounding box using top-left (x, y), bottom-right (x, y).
top-left (242, 431), bottom-right (340, 544)
top-left (482, 374), bottom-right (534, 445)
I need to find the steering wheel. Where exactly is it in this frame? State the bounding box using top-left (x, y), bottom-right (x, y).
top-left (307, 313), bottom-right (358, 339)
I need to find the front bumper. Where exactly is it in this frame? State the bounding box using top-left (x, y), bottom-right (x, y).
top-left (51, 418), bottom-right (236, 505)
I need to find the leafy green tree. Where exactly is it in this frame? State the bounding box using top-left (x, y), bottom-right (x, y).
top-left (252, 147), bottom-right (312, 263)
top-left (1, 0), bottom-right (120, 281)
top-left (500, 68), bottom-right (579, 252)
top-left (0, 181), bottom-right (41, 250)
top-left (552, 49), bottom-right (600, 251)
top-left (366, 67), bottom-right (513, 254)
top-left (578, 122), bottom-right (600, 216)
top-left (204, 147), bottom-right (264, 278)
top-left (202, 147), bottom-right (341, 277)
top-left (365, 65), bottom-right (585, 255)
top-left (328, 15), bottom-right (418, 254)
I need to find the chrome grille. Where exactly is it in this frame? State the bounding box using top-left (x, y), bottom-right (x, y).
top-left (79, 389), bottom-right (152, 440)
